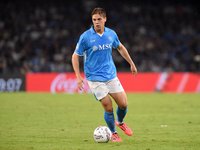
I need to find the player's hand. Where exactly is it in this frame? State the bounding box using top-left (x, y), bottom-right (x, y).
top-left (77, 76), bottom-right (85, 91)
top-left (130, 64), bottom-right (137, 77)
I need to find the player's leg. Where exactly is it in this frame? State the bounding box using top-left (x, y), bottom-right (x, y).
top-left (107, 77), bottom-right (133, 136)
top-left (109, 91), bottom-right (127, 124)
top-left (100, 96), bottom-right (123, 142)
top-left (88, 80), bottom-right (123, 141)
top-left (87, 81), bottom-right (116, 132)
top-left (106, 77), bottom-right (128, 124)
top-left (110, 91), bottom-right (133, 136)
top-left (100, 95), bottom-right (116, 132)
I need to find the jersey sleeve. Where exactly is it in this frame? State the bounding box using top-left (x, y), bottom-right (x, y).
top-left (112, 31), bottom-right (120, 49)
top-left (74, 34), bottom-right (87, 56)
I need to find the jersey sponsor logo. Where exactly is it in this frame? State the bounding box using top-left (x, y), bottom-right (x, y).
top-left (92, 43), bottom-right (112, 51)
top-left (99, 43), bottom-right (112, 50)
top-left (92, 45), bottom-right (98, 51)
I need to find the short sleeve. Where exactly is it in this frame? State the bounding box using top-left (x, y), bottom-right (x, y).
top-left (74, 34), bottom-right (86, 56)
top-left (112, 31), bottom-right (120, 49)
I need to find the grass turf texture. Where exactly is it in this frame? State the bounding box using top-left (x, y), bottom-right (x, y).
top-left (0, 93), bottom-right (200, 150)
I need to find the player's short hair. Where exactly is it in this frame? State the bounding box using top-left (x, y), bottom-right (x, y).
top-left (91, 8), bottom-right (106, 18)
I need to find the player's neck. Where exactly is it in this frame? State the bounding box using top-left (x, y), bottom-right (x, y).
top-left (94, 27), bottom-right (104, 34)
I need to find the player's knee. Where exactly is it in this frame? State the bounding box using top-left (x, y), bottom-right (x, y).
top-left (119, 102), bottom-right (127, 109)
top-left (120, 104), bottom-right (127, 109)
top-left (104, 106), bottom-right (113, 113)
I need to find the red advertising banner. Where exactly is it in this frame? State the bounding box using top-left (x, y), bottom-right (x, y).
top-left (26, 72), bottom-right (200, 93)
top-left (26, 73), bottom-right (90, 93)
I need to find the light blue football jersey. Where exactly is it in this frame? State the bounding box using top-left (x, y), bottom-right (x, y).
top-left (75, 26), bottom-right (120, 81)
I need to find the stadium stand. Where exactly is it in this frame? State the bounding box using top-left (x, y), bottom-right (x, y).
top-left (0, 0), bottom-right (199, 74)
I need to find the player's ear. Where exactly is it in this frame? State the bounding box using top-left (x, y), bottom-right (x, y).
top-left (104, 17), bottom-right (107, 23)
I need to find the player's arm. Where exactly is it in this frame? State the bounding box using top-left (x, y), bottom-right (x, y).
top-left (117, 43), bottom-right (137, 76)
top-left (72, 53), bottom-right (85, 90)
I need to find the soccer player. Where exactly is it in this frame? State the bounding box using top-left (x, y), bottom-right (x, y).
top-left (72, 8), bottom-right (137, 142)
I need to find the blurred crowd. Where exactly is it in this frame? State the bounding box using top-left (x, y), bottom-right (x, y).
top-left (0, 0), bottom-right (199, 74)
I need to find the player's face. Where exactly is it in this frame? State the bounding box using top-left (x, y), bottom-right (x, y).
top-left (92, 14), bottom-right (106, 33)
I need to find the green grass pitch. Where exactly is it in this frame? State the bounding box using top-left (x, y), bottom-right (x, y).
top-left (0, 92), bottom-right (200, 150)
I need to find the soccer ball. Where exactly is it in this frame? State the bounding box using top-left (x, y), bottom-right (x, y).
top-left (93, 126), bottom-right (112, 143)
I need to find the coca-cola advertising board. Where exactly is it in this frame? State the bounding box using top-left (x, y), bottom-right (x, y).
top-left (26, 73), bottom-right (90, 93)
top-left (26, 72), bottom-right (200, 93)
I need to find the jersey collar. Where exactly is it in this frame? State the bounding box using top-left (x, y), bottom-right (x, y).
top-left (90, 26), bottom-right (108, 34)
